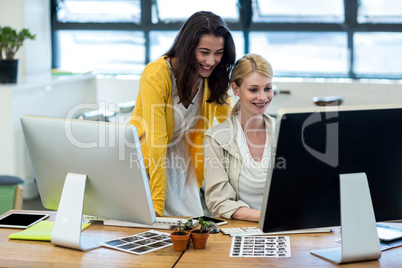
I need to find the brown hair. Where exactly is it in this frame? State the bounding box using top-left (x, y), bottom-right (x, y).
top-left (165, 11), bottom-right (236, 105)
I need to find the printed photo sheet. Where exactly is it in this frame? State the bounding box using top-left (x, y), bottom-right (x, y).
top-left (230, 236), bottom-right (291, 257)
top-left (100, 230), bottom-right (172, 255)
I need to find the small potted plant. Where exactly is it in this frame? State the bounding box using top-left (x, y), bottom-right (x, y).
top-left (170, 220), bottom-right (191, 252)
top-left (190, 217), bottom-right (210, 249)
top-left (183, 218), bottom-right (196, 232)
top-left (173, 218), bottom-right (196, 232)
top-left (0, 26), bottom-right (36, 83)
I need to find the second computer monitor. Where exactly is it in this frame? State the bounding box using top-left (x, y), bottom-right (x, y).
top-left (259, 104), bottom-right (402, 232)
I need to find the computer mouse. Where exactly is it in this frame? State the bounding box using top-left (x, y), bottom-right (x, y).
top-left (206, 221), bottom-right (219, 234)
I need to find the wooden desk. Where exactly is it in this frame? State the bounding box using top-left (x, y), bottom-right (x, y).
top-left (0, 210), bottom-right (181, 267)
top-left (1, 211), bottom-right (401, 267)
top-left (178, 219), bottom-right (402, 268)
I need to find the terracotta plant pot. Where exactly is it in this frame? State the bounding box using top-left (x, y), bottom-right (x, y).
top-left (170, 231), bottom-right (190, 252)
top-left (190, 230), bottom-right (209, 249)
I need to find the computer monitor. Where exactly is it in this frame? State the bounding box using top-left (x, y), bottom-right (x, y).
top-left (259, 104), bottom-right (402, 263)
top-left (21, 115), bottom-right (155, 251)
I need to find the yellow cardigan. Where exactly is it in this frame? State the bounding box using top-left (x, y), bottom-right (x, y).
top-left (130, 56), bottom-right (231, 215)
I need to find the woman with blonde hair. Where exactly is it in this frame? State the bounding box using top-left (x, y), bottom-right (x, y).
top-left (203, 54), bottom-right (275, 222)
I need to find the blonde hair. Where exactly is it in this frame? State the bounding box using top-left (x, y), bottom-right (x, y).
top-left (230, 54), bottom-right (273, 116)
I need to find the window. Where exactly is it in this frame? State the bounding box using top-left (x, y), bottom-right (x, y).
top-left (354, 32), bottom-right (402, 77)
top-left (51, 0), bottom-right (402, 79)
top-left (57, 0), bottom-right (141, 23)
top-left (250, 32), bottom-right (348, 76)
top-left (155, 0), bottom-right (238, 22)
top-left (254, 0), bottom-right (344, 23)
top-left (57, 30), bottom-right (145, 74)
top-left (358, 0), bottom-right (402, 23)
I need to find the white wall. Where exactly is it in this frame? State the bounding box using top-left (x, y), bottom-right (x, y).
top-left (96, 77), bottom-right (402, 115)
top-left (0, 1), bottom-right (24, 29)
top-left (268, 79), bottom-right (402, 114)
top-left (0, 0), bottom-right (51, 78)
top-left (96, 75), bottom-right (140, 107)
top-left (23, 0), bottom-right (52, 76)
top-left (0, 0), bottom-right (97, 200)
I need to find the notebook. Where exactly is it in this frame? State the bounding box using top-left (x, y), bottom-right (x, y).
top-left (9, 221), bottom-right (91, 241)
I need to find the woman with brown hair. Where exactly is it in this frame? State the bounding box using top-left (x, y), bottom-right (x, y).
top-left (131, 11), bottom-right (236, 217)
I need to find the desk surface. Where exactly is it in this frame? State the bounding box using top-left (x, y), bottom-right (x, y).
top-left (0, 210), bottom-right (181, 267)
top-left (178, 221), bottom-right (402, 268)
top-left (1, 210), bottom-right (401, 267)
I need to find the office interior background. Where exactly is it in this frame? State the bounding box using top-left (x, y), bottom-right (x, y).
top-left (1, 0), bottom-right (402, 203)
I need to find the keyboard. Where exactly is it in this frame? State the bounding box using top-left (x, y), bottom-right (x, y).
top-left (221, 224), bottom-right (402, 241)
top-left (220, 226), bottom-right (332, 237)
top-left (84, 215), bottom-right (197, 230)
top-left (376, 223), bottom-right (402, 241)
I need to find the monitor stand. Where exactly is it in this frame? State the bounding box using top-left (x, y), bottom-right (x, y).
top-left (51, 173), bottom-right (102, 251)
top-left (311, 172), bottom-right (381, 264)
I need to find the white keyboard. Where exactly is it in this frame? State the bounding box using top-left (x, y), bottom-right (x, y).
top-left (221, 224), bottom-right (402, 241)
top-left (376, 223), bottom-right (402, 241)
top-left (220, 226), bottom-right (332, 237)
top-left (84, 215), bottom-right (196, 230)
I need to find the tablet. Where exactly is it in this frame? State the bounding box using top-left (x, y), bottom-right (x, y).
top-left (0, 212), bottom-right (50, 229)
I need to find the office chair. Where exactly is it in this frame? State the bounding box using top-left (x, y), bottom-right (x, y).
top-left (313, 95), bottom-right (343, 106)
top-left (0, 175), bottom-right (24, 214)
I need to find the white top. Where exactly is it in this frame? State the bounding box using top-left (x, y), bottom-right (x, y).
top-left (235, 117), bottom-right (271, 210)
top-left (163, 60), bottom-right (204, 216)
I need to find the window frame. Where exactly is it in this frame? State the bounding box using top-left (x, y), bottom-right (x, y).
top-left (50, 0), bottom-right (402, 79)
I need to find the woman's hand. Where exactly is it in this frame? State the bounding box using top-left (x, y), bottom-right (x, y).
top-left (232, 207), bottom-right (260, 222)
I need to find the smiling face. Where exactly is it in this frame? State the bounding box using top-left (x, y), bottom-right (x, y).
top-left (194, 34), bottom-right (225, 78)
top-left (232, 71), bottom-right (273, 118)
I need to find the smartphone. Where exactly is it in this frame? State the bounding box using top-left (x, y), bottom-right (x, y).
top-left (193, 216), bottom-right (228, 226)
top-left (0, 212), bottom-right (50, 229)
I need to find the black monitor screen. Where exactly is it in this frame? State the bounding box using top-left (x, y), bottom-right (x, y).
top-left (259, 105), bottom-right (402, 232)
